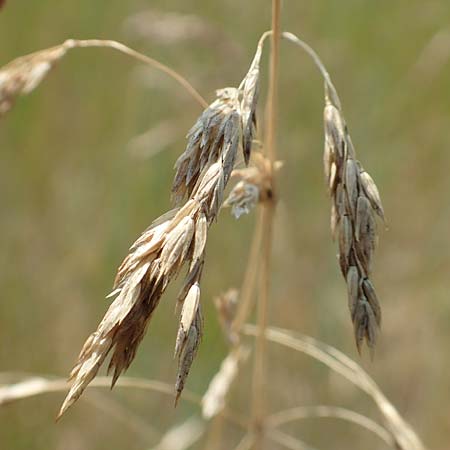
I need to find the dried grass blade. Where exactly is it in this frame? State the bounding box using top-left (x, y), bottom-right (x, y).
top-left (0, 376), bottom-right (201, 408)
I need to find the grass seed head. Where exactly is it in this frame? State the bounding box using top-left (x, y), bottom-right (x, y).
top-left (61, 74), bottom-right (253, 414)
top-left (0, 46), bottom-right (68, 117)
top-left (323, 97), bottom-right (385, 352)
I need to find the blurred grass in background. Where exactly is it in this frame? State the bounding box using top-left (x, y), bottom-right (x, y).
top-left (1, 1), bottom-right (450, 449)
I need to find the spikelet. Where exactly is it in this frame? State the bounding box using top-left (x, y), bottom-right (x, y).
top-left (172, 88), bottom-right (241, 204)
top-left (174, 282), bottom-right (203, 403)
top-left (224, 181), bottom-right (260, 218)
top-left (323, 87), bottom-right (385, 353)
top-left (239, 36), bottom-right (264, 165)
top-left (224, 152), bottom-right (282, 218)
top-left (0, 45), bottom-right (68, 116)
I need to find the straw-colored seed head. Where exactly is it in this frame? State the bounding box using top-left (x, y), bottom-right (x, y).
top-left (0, 46), bottom-right (67, 116)
top-left (60, 72), bottom-right (251, 414)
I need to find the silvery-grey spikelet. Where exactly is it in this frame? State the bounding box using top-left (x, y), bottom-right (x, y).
top-left (323, 85), bottom-right (385, 353)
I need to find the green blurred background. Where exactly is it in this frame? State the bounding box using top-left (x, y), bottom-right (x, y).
top-left (1, 1), bottom-right (449, 449)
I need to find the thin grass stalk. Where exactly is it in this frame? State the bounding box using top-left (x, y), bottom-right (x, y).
top-left (267, 406), bottom-right (393, 446)
top-left (281, 32), bottom-right (341, 109)
top-left (85, 392), bottom-right (159, 442)
top-left (251, 2), bottom-right (281, 449)
top-left (0, 375), bottom-right (246, 429)
top-left (268, 430), bottom-right (318, 450)
top-left (251, 203), bottom-right (274, 439)
top-left (63, 39), bottom-right (208, 108)
top-left (204, 414), bottom-right (225, 450)
top-left (243, 325), bottom-right (426, 450)
top-left (0, 38), bottom-right (207, 115)
top-left (0, 376), bottom-right (200, 406)
top-left (231, 207), bottom-right (264, 335)
top-left (233, 434), bottom-right (254, 450)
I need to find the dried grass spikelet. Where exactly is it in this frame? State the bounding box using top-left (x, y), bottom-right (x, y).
top-left (201, 346), bottom-right (249, 419)
top-left (323, 86), bottom-right (385, 353)
top-left (224, 151), bottom-right (283, 218)
top-left (172, 87), bottom-right (242, 204)
top-left (239, 35), bottom-right (264, 165)
top-left (224, 181), bottom-right (259, 219)
top-left (174, 282), bottom-right (203, 403)
top-left (171, 32), bottom-right (267, 205)
top-left (0, 45), bottom-right (68, 116)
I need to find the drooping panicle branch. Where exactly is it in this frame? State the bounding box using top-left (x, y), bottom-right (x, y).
top-left (323, 87), bottom-right (384, 353)
top-left (59, 34), bottom-right (270, 417)
top-left (0, 38), bottom-right (207, 118)
top-left (283, 31), bottom-right (385, 352)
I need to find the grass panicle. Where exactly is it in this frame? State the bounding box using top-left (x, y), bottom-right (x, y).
top-left (0, 4), bottom-right (428, 450)
top-left (58, 41), bottom-right (271, 415)
top-left (323, 91), bottom-right (384, 353)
